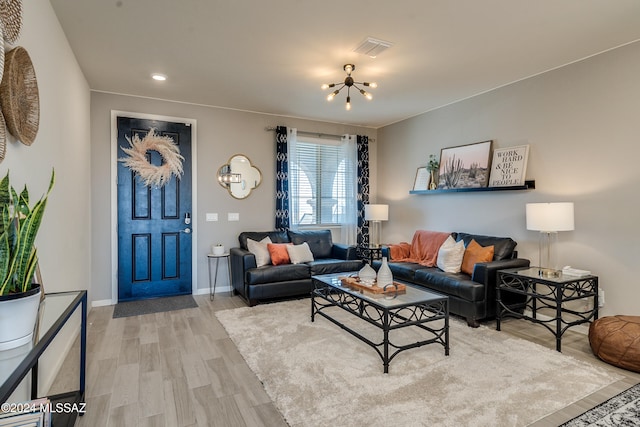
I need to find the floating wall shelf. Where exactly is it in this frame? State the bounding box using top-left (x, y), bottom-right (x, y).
top-left (410, 180), bottom-right (535, 195)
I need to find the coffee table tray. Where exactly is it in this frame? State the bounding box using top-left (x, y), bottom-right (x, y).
top-left (339, 276), bottom-right (407, 294)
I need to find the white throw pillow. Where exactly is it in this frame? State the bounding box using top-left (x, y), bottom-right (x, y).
top-left (247, 236), bottom-right (273, 267)
top-left (437, 236), bottom-right (465, 273)
top-left (286, 242), bottom-right (315, 264)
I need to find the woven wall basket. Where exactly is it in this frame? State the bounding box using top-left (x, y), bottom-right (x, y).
top-left (0, 25), bottom-right (4, 83)
top-left (0, 110), bottom-right (6, 163)
top-left (0, 0), bottom-right (22, 44)
top-left (0, 46), bottom-right (39, 146)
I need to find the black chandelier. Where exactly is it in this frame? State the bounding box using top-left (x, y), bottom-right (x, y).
top-left (321, 64), bottom-right (377, 110)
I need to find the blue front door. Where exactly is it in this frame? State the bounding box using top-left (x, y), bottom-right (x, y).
top-left (117, 117), bottom-right (193, 301)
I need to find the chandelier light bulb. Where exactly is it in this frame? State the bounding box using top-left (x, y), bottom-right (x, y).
top-left (366, 82), bottom-right (378, 88)
top-left (321, 84), bottom-right (329, 90)
top-left (360, 89), bottom-right (373, 100)
top-left (346, 96), bottom-right (351, 111)
top-left (327, 90), bottom-right (339, 101)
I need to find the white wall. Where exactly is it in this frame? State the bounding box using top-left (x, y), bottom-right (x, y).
top-left (1, 2), bottom-right (91, 396)
top-left (377, 41), bottom-right (640, 317)
top-left (90, 92), bottom-right (377, 303)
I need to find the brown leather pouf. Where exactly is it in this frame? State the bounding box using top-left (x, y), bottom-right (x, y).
top-left (589, 315), bottom-right (640, 373)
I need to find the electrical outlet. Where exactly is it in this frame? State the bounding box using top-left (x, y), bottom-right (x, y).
top-left (206, 213), bottom-right (218, 222)
top-left (228, 212), bottom-right (240, 221)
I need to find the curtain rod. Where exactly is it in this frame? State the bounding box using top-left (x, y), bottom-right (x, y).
top-left (264, 126), bottom-right (341, 140)
top-left (264, 126), bottom-right (375, 142)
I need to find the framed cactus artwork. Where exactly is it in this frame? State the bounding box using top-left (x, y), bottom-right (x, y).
top-left (437, 140), bottom-right (493, 190)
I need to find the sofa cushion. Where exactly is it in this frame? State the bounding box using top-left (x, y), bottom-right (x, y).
top-left (247, 237), bottom-right (272, 267)
top-left (246, 263), bottom-right (310, 285)
top-left (308, 259), bottom-right (364, 276)
top-left (239, 231), bottom-right (289, 251)
top-left (268, 243), bottom-right (291, 265)
top-left (437, 236), bottom-right (465, 273)
top-left (288, 229), bottom-right (333, 259)
top-left (461, 239), bottom-right (494, 275)
top-left (415, 268), bottom-right (485, 302)
top-left (287, 242), bottom-right (315, 264)
top-left (455, 232), bottom-right (516, 261)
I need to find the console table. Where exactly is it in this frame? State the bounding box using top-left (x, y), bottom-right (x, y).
top-left (0, 291), bottom-right (87, 427)
top-left (496, 267), bottom-right (598, 352)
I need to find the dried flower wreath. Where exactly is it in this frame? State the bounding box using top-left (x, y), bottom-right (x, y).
top-left (119, 129), bottom-right (184, 187)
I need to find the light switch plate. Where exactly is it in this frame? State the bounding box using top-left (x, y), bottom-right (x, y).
top-left (228, 212), bottom-right (240, 221)
top-left (206, 213), bottom-right (218, 222)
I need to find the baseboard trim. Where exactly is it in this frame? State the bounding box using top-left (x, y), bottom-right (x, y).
top-left (92, 299), bottom-right (113, 307)
top-left (195, 286), bottom-right (232, 296)
top-left (92, 288), bottom-right (232, 307)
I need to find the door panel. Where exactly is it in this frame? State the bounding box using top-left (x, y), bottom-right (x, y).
top-left (117, 117), bottom-right (192, 301)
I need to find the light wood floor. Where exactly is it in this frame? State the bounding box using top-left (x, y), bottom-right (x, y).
top-left (49, 294), bottom-right (640, 427)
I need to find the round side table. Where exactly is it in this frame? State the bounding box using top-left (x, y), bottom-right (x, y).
top-left (207, 253), bottom-right (231, 301)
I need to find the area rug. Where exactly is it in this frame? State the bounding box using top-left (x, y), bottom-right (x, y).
top-left (561, 382), bottom-right (640, 426)
top-left (216, 299), bottom-right (622, 427)
top-left (112, 295), bottom-right (198, 318)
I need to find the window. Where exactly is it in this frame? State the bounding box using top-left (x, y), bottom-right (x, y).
top-left (289, 137), bottom-right (355, 227)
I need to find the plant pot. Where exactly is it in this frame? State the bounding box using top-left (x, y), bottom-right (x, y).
top-left (212, 245), bottom-right (225, 256)
top-left (0, 340), bottom-right (33, 400)
top-left (0, 284), bottom-right (41, 351)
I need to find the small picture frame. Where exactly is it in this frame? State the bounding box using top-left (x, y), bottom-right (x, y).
top-left (412, 167), bottom-right (429, 191)
top-left (488, 144), bottom-right (530, 187)
top-left (437, 140), bottom-right (493, 190)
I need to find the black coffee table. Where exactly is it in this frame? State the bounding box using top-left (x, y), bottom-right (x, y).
top-left (311, 273), bottom-right (449, 373)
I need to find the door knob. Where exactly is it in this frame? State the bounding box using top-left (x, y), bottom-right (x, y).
top-left (182, 228), bottom-right (191, 234)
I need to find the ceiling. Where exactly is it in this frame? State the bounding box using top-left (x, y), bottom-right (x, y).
top-left (50, 0), bottom-right (640, 129)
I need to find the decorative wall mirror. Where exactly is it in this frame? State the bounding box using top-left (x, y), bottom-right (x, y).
top-left (217, 154), bottom-right (262, 199)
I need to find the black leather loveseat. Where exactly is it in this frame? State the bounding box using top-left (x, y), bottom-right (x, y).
top-left (230, 229), bottom-right (364, 306)
top-left (378, 232), bottom-right (529, 327)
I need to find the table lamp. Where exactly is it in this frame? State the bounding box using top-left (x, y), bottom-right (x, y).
top-left (364, 204), bottom-right (388, 248)
top-left (526, 202), bottom-right (574, 277)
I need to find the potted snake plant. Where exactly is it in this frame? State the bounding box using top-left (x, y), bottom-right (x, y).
top-left (0, 170), bottom-right (54, 350)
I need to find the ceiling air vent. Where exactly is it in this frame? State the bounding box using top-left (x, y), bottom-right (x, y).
top-left (353, 37), bottom-right (393, 58)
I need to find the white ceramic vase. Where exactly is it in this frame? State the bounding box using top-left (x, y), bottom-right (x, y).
top-left (212, 245), bottom-right (225, 256)
top-left (376, 257), bottom-right (393, 288)
top-left (358, 262), bottom-right (376, 285)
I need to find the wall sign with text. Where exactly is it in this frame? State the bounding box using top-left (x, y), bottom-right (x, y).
top-left (488, 144), bottom-right (530, 187)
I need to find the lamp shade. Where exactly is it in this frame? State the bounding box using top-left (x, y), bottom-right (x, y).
top-left (526, 202), bottom-right (574, 232)
top-left (364, 204), bottom-right (389, 221)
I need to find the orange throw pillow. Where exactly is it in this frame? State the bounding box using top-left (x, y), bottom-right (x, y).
top-left (267, 243), bottom-right (291, 265)
top-left (461, 239), bottom-right (495, 275)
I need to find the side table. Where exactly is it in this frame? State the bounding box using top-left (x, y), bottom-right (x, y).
top-left (358, 245), bottom-right (383, 264)
top-left (207, 253), bottom-right (231, 301)
top-left (496, 267), bottom-right (598, 352)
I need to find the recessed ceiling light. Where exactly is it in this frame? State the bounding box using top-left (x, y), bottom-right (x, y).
top-left (151, 73), bottom-right (167, 81)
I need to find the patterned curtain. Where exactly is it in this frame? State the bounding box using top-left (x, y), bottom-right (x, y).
top-left (356, 135), bottom-right (370, 247)
top-left (275, 126), bottom-right (289, 231)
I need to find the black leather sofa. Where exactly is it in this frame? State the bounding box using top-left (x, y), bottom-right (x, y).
top-left (230, 229), bottom-right (364, 306)
top-left (377, 232), bottom-right (530, 327)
